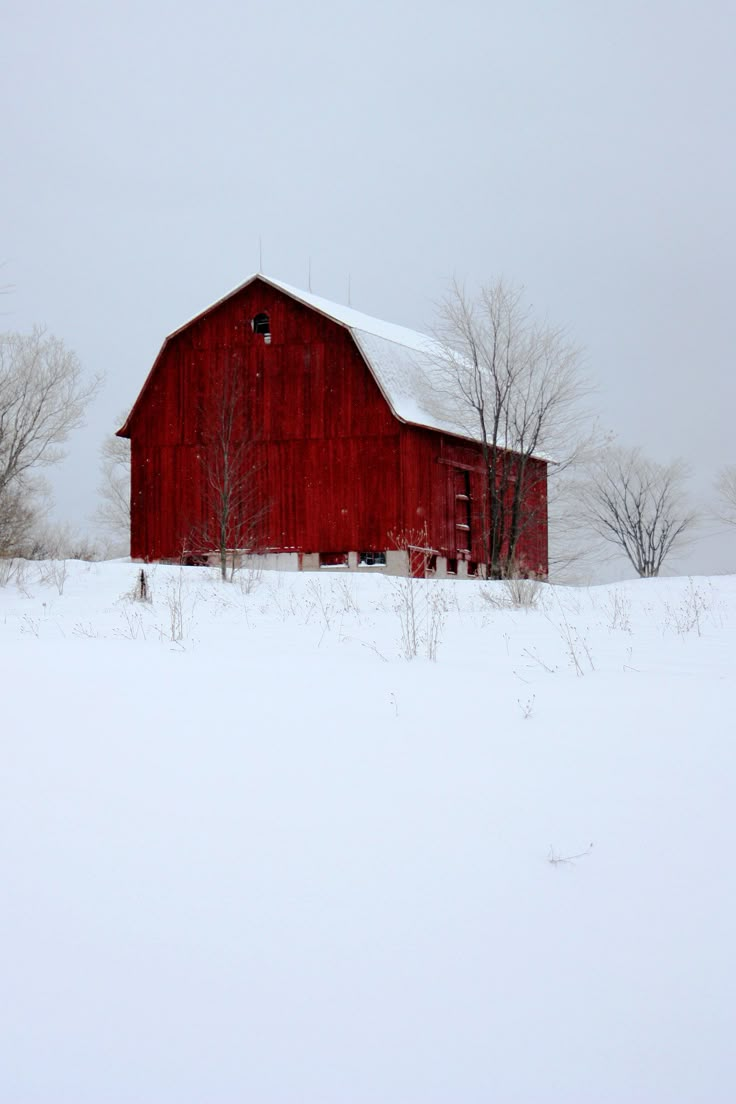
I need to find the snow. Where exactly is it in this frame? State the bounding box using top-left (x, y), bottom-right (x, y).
top-left (1, 561), bottom-right (735, 1102)
top-left (259, 275), bottom-right (441, 353)
top-left (352, 328), bottom-right (471, 440)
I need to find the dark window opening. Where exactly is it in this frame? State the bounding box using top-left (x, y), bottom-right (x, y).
top-left (251, 312), bottom-right (271, 343)
top-left (447, 558), bottom-right (458, 575)
top-left (359, 551), bottom-right (386, 566)
top-left (320, 552), bottom-right (348, 568)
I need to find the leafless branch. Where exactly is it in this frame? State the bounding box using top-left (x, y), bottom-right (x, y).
top-left (0, 327), bottom-right (100, 555)
top-left (581, 447), bottom-right (697, 577)
top-left (714, 465), bottom-right (736, 527)
top-left (95, 412), bottom-right (130, 547)
top-left (429, 279), bottom-right (594, 578)
top-left (187, 359), bottom-right (269, 580)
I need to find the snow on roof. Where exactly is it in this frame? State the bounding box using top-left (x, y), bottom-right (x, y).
top-left (248, 278), bottom-right (551, 460)
top-left (122, 273), bottom-right (543, 455)
top-left (247, 275), bottom-right (477, 442)
top-left (259, 275), bottom-right (438, 352)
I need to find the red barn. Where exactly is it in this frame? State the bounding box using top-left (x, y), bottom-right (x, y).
top-left (118, 275), bottom-right (548, 577)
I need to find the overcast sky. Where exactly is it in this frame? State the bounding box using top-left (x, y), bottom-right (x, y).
top-left (3, 0), bottom-right (735, 576)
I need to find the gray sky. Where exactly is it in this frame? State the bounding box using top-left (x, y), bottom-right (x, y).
top-left (3, 0), bottom-right (735, 575)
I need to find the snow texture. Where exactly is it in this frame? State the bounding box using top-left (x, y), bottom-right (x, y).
top-left (1, 561), bottom-right (735, 1103)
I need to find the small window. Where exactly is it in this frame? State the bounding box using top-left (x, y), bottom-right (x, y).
top-left (251, 312), bottom-right (271, 343)
top-left (320, 552), bottom-right (348, 568)
top-left (359, 551), bottom-right (386, 567)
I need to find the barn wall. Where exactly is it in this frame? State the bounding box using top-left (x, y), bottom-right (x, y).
top-left (516, 455), bottom-right (548, 576)
top-left (128, 280), bottom-right (401, 560)
top-left (398, 426), bottom-right (548, 576)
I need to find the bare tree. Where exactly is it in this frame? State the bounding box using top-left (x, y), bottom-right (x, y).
top-left (0, 479), bottom-right (41, 556)
top-left (190, 362), bottom-right (268, 581)
top-left (0, 327), bottom-right (99, 555)
top-left (714, 465), bottom-right (736, 526)
top-left (582, 447), bottom-right (696, 577)
top-left (95, 414), bottom-right (130, 548)
top-left (430, 279), bottom-right (592, 578)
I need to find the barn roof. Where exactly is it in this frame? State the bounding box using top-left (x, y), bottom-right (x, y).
top-left (249, 275), bottom-right (471, 441)
top-left (119, 274), bottom-right (545, 457)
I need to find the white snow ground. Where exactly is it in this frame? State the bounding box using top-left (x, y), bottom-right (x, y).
top-left (1, 561), bottom-right (734, 1104)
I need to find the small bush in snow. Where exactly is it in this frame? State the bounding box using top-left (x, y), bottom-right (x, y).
top-left (159, 569), bottom-right (197, 643)
top-left (549, 600), bottom-right (595, 676)
top-left (20, 613), bottom-right (41, 638)
top-left (547, 843), bottom-right (594, 866)
top-left (517, 694), bottom-right (536, 720)
top-left (604, 589), bottom-right (632, 633)
top-left (0, 557), bottom-right (27, 589)
top-left (305, 579), bottom-right (335, 633)
top-left (391, 577), bottom-right (447, 661)
top-left (663, 579), bottom-right (713, 638)
top-left (335, 577), bottom-right (361, 617)
top-left (481, 575), bottom-right (543, 611)
top-left (39, 559), bottom-right (69, 596)
top-left (237, 565), bottom-right (262, 596)
top-left (115, 609), bottom-right (148, 641)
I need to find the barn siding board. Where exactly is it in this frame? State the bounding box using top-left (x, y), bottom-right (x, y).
top-left (394, 425), bottom-right (548, 571)
top-left (123, 277), bottom-right (548, 574)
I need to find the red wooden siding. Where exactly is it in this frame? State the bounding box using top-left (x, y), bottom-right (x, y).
top-left (127, 282), bottom-right (401, 560)
top-left (124, 278), bottom-right (549, 575)
top-left (397, 426), bottom-right (547, 574)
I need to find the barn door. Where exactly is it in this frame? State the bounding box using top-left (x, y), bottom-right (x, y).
top-left (453, 469), bottom-right (472, 558)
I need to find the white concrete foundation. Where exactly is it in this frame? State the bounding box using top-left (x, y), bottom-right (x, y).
top-left (433, 556), bottom-right (448, 578)
top-left (384, 549), bottom-right (410, 576)
top-left (197, 548), bottom-right (490, 578)
top-left (234, 551), bottom-right (301, 572)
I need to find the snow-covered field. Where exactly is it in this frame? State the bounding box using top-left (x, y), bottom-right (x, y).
top-left (1, 560), bottom-right (734, 1103)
